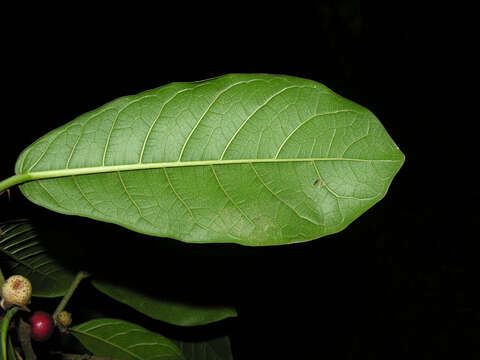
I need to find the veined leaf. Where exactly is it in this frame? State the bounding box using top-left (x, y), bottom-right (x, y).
top-left (92, 279), bottom-right (237, 326)
top-left (174, 336), bottom-right (233, 360)
top-left (9, 74), bottom-right (404, 246)
top-left (71, 318), bottom-right (184, 360)
top-left (0, 220), bottom-right (75, 297)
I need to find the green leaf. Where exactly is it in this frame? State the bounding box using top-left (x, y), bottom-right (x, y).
top-left (174, 336), bottom-right (233, 360)
top-left (71, 318), bottom-right (184, 360)
top-left (10, 74), bottom-right (404, 246)
top-left (0, 220), bottom-right (75, 297)
top-left (91, 279), bottom-right (237, 326)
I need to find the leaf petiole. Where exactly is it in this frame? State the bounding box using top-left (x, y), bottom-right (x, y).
top-left (0, 174), bottom-right (31, 194)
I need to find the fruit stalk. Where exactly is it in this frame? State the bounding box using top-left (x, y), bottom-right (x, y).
top-left (53, 271), bottom-right (90, 322)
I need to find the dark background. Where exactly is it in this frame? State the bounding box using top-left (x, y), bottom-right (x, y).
top-left (1, 2), bottom-right (475, 359)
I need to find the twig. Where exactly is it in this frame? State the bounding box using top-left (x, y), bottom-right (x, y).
top-left (17, 318), bottom-right (36, 360)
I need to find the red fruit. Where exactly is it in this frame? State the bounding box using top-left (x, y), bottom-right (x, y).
top-left (29, 311), bottom-right (54, 342)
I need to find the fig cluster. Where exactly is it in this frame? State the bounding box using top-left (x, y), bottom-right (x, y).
top-left (2, 275), bottom-right (72, 342)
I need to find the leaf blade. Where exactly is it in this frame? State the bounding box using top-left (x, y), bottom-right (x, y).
top-left (0, 220), bottom-right (75, 297)
top-left (91, 279), bottom-right (237, 327)
top-left (71, 318), bottom-right (184, 360)
top-left (14, 74), bottom-right (404, 246)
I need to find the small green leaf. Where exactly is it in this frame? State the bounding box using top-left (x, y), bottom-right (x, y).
top-left (0, 220), bottom-right (75, 297)
top-left (7, 74), bottom-right (404, 246)
top-left (174, 336), bottom-right (233, 360)
top-left (92, 279), bottom-right (237, 326)
top-left (71, 318), bottom-right (184, 360)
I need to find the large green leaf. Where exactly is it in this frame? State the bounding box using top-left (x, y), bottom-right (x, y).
top-left (174, 336), bottom-right (233, 360)
top-left (0, 220), bottom-right (75, 297)
top-left (71, 318), bottom-right (184, 360)
top-left (92, 279), bottom-right (237, 326)
top-left (9, 74), bottom-right (404, 246)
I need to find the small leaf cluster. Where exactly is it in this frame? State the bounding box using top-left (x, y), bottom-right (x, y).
top-left (1, 220), bottom-right (234, 359)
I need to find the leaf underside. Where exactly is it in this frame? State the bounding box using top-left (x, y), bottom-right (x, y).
top-left (0, 220), bottom-right (75, 297)
top-left (15, 74), bottom-right (404, 246)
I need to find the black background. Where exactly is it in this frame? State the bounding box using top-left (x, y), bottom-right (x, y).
top-left (0, 2), bottom-right (476, 359)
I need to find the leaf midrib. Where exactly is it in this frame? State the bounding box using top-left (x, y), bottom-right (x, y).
top-left (22, 156), bottom-right (400, 177)
top-left (1, 157), bottom-right (403, 193)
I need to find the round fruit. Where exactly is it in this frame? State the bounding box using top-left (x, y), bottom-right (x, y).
top-left (56, 310), bottom-right (72, 327)
top-left (29, 311), bottom-right (54, 342)
top-left (1, 275), bottom-right (32, 308)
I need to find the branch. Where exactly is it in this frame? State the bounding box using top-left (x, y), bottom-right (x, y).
top-left (17, 318), bottom-right (36, 360)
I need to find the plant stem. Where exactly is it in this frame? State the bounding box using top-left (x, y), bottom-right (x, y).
top-left (1, 306), bottom-right (20, 358)
top-left (53, 271), bottom-right (90, 322)
top-left (17, 317), bottom-right (37, 360)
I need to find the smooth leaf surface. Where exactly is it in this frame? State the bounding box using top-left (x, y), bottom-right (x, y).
top-left (71, 318), bottom-right (184, 360)
top-left (92, 279), bottom-right (237, 326)
top-left (13, 74), bottom-right (404, 246)
top-left (174, 336), bottom-right (233, 360)
top-left (0, 220), bottom-right (75, 297)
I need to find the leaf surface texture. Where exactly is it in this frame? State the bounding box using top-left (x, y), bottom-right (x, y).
top-left (0, 220), bottom-right (75, 297)
top-left (71, 318), bottom-right (184, 360)
top-left (15, 74), bottom-right (404, 245)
